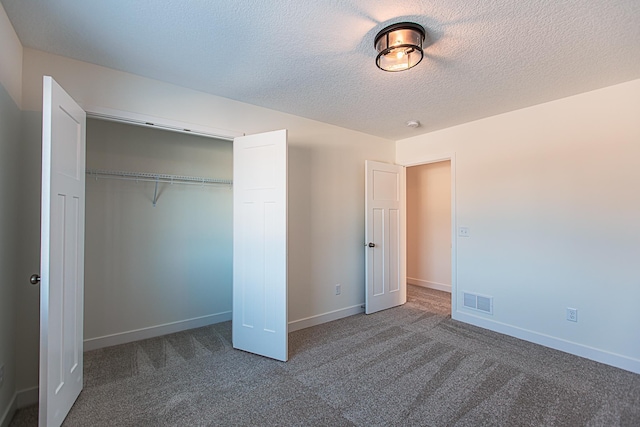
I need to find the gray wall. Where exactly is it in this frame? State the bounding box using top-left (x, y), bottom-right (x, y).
top-left (15, 111), bottom-right (41, 393)
top-left (84, 119), bottom-right (233, 341)
top-left (0, 82), bottom-right (20, 418)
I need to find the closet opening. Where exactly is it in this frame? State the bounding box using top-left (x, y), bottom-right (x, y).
top-left (83, 117), bottom-right (234, 350)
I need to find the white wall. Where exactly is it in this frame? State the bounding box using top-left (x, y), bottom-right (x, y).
top-left (0, 3), bottom-right (22, 425)
top-left (84, 119), bottom-right (233, 346)
top-left (406, 161), bottom-right (451, 292)
top-left (16, 48), bottom-right (395, 391)
top-left (397, 79), bottom-right (640, 373)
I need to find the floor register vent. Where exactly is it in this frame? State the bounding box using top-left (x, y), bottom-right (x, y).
top-left (463, 292), bottom-right (493, 314)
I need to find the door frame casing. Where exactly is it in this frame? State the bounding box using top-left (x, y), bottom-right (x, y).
top-left (400, 154), bottom-right (457, 316)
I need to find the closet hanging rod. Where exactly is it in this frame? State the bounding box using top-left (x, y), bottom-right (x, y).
top-left (86, 169), bottom-right (232, 186)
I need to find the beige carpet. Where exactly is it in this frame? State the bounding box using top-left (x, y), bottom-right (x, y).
top-left (10, 285), bottom-right (640, 426)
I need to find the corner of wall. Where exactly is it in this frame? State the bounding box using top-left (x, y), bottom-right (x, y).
top-left (0, 393), bottom-right (17, 427)
top-left (0, 2), bottom-right (23, 109)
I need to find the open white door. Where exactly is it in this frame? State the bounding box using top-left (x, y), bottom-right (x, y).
top-left (39, 76), bottom-right (86, 426)
top-left (232, 129), bottom-right (288, 361)
top-left (365, 160), bottom-right (406, 314)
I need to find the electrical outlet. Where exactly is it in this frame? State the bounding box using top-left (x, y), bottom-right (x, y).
top-left (459, 227), bottom-right (470, 237)
top-left (0, 364), bottom-right (4, 388)
top-left (335, 284), bottom-right (341, 295)
top-left (566, 307), bottom-right (578, 322)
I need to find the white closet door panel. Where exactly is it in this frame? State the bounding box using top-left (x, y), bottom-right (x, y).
top-left (233, 130), bottom-right (288, 361)
top-left (40, 76), bottom-right (86, 427)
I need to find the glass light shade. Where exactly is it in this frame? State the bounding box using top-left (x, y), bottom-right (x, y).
top-left (374, 22), bottom-right (425, 72)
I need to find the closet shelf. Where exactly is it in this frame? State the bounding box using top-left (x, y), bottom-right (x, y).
top-left (86, 169), bottom-right (232, 207)
top-left (86, 169), bottom-right (232, 186)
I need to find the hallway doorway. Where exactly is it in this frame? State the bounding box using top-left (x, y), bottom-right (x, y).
top-left (406, 161), bottom-right (452, 294)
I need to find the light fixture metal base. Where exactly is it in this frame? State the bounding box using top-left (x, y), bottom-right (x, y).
top-left (374, 22), bottom-right (426, 72)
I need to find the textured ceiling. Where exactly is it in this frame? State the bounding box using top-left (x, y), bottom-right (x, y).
top-left (2, 0), bottom-right (640, 140)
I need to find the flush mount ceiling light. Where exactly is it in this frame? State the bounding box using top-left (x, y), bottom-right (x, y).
top-left (374, 22), bottom-right (426, 72)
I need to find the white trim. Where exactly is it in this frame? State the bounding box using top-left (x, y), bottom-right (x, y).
top-left (84, 106), bottom-right (243, 141)
top-left (450, 155), bottom-right (457, 314)
top-left (407, 277), bottom-right (451, 293)
top-left (0, 385), bottom-right (39, 426)
top-left (288, 304), bottom-right (364, 333)
top-left (453, 310), bottom-right (640, 375)
top-left (16, 387), bottom-right (38, 408)
top-left (0, 393), bottom-right (16, 427)
top-left (83, 311), bottom-right (232, 351)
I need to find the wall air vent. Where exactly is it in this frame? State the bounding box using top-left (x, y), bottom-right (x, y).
top-left (463, 292), bottom-right (493, 315)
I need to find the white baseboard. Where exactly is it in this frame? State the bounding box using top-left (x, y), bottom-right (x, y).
top-left (84, 311), bottom-right (232, 351)
top-left (0, 386), bottom-right (36, 427)
top-left (0, 393), bottom-right (17, 427)
top-left (16, 387), bottom-right (38, 408)
top-left (288, 304), bottom-right (364, 333)
top-left (453, 310), bottom-right (640, 375)
top-left (407, 277), bottom-right (451, 293)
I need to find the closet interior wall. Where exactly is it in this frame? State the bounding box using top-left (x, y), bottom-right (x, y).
top-left (84, 118), bottom-right (233, 346)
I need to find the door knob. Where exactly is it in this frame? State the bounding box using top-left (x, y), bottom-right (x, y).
top-left (368, 242), bottom-right (375, 248)
top-left (30, 274), bottom-right (41, 285)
